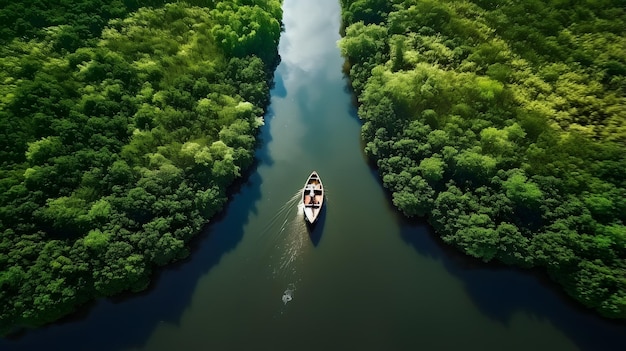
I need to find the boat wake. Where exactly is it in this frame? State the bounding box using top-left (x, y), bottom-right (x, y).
top-left (257, 190), bottom-right (302, 238)
top-left (253, 190), bottom-right (309, 307)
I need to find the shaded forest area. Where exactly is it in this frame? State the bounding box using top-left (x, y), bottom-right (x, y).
top-left (0, 0), bottom-right (282, 334)
top-left (339, 0), bottom-right (625, 318)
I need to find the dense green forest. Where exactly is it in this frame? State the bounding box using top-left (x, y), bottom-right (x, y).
top-left (339, 0), bottom-right (625, 318)
top-left (0, 0), bottom-right (282, 334)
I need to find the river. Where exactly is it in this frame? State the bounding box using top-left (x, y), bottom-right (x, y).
top-left (2, 0), bottom-right (626, 350)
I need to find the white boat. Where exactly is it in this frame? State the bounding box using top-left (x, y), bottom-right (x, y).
top-left (301, 171), bottom-right (324, 224)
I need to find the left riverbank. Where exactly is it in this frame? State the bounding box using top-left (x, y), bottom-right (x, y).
top-left (0, 0), bottom-right (282, 335)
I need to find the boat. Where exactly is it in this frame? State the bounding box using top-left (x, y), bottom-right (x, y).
top-left (301, 171), bottom-right (324, 224)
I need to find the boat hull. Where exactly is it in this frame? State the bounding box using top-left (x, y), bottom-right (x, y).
top-left (301, 171), bottom-right (324, 224)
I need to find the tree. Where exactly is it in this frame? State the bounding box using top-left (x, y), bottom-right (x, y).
top-left (502, 170), bottom-right (543, 209)
top-left (418, 156), bottom-right (444, 183)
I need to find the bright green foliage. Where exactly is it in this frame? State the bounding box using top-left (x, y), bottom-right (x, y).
top-left (0, 0), bottom-right (282, 334)
top-left (83, 229), bottom-right (110, 251)
top-left (340, 0), bottom-right (626, 319)
top-left (209, 1), bottom-right (282, 64)
top-left (503, 171), bottom-right (543, 208)
top-left (418, 156), bottom-right (444, 183)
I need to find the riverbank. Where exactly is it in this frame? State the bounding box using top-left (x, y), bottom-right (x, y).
top-left (338, 0), bottom-right (626, 319)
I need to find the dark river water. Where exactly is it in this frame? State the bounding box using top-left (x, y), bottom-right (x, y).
top-left (3, 1), bottom-right (626, 350)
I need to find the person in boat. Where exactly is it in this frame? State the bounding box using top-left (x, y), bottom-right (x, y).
top-left (304, 184), bottom-right (315, 206)
top-left (315, 183), bottom-right (322, 204)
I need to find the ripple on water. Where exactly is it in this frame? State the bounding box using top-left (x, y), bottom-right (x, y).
top-left (282, 289), bottom-right (294, 304)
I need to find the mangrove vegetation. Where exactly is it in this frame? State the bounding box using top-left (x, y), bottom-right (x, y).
top-left (0, 0), bottom-right (282, 334)
top-left (339, 0), bottom-right (625, 318)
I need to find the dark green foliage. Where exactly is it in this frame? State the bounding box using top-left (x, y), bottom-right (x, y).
top-left (340, 0), bottom-right (626, 318)
top-left (0, 0), bottom-right (281, 334)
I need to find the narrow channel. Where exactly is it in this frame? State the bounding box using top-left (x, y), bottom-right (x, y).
top-left (2, 1), bottom-right (625, 350)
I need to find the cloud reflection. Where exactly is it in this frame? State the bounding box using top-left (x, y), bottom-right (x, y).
top-left (279, 0), bottom-right (341, 78)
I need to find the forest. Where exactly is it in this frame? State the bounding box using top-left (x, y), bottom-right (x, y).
top-left (0, 0), bottom-right (282, 334)
top-left (339, 0), bottom-right (625, 318)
